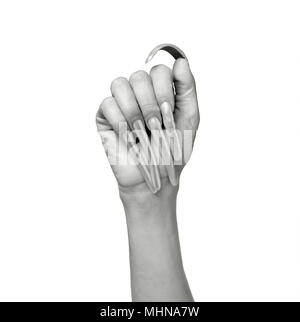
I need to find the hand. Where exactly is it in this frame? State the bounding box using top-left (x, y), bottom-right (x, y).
top-left (96, 58), bottom-right (199, 195)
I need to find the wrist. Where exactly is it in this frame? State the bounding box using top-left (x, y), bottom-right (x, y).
top-left (119, 178), bottom-right (179, 223)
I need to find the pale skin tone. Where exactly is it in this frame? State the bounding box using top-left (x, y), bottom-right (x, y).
top-left (96, 58), bottom-right (199, 301)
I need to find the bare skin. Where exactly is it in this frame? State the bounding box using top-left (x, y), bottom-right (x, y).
top-left (96, 58), bottom-right (199, 301)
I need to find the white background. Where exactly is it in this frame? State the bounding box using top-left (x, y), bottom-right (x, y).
top-left (0, 0), bottom-right (299, 301)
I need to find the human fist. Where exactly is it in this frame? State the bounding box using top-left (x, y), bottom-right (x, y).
top-left (96, 54), bottom-right (199, 194)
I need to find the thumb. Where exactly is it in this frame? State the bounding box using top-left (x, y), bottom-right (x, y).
top-left (173, 58), bottom-right (200, 132)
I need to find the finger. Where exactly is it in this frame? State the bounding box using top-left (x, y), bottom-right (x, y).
top-left (150, 64), bottom-right (182, 164)
top-left (149, 65), bottom-right (179, 183)
top-left (110, 77), bottom-right (161, 192)
top-left (173, 58), bottom-right (199, 130)
top-left (97, 96), bottom-right (128, 135)
top-left (173, 59), bottom-right (200, 165)
top-left (110, 77), bottom-right (143, 128)
top-left (96, 96), bottom-right (156, 193)
top-left (150, 64), bottom-right (175, 111)
top-left (129, 70), bottom-right (161, 126)
top-left (130, 70), bottom-right (178, 186)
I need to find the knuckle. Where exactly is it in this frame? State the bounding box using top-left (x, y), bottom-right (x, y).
top-left (100, 96), bottom-right (114, 111)
top-left (110, 76), bottom-right (127, 92)
top-left (129, 70), bottom-right (148, 83)
top-left (140, 103), bottom-right (157, 110)
top-left (157, 95), bottom-right (173, 105)
top-left (150, 64), bottom-right (171, 75)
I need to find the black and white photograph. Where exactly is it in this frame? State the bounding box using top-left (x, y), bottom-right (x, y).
top-left (0, 0), bottom-right (299, 317)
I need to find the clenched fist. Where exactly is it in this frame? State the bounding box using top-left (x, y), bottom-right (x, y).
top-left (96, 56), bottom-right (199, 195)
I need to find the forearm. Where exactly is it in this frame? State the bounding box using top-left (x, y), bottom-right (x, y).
top-left (120, 180), bottom-right (193, 302)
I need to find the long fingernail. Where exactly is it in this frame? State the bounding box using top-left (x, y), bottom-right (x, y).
top-left (148, 116), bottom-right (179, 186)
top-left (132, 119), bottom-right (161, 192)
top-left (145, 43), bottom-right (188, 64)
top-left (137, 163), bottom-right (157, 193)
top-left (161, 102), bottom-right (182, 163)
top-left (123, 131), bottom-right (157, 193)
